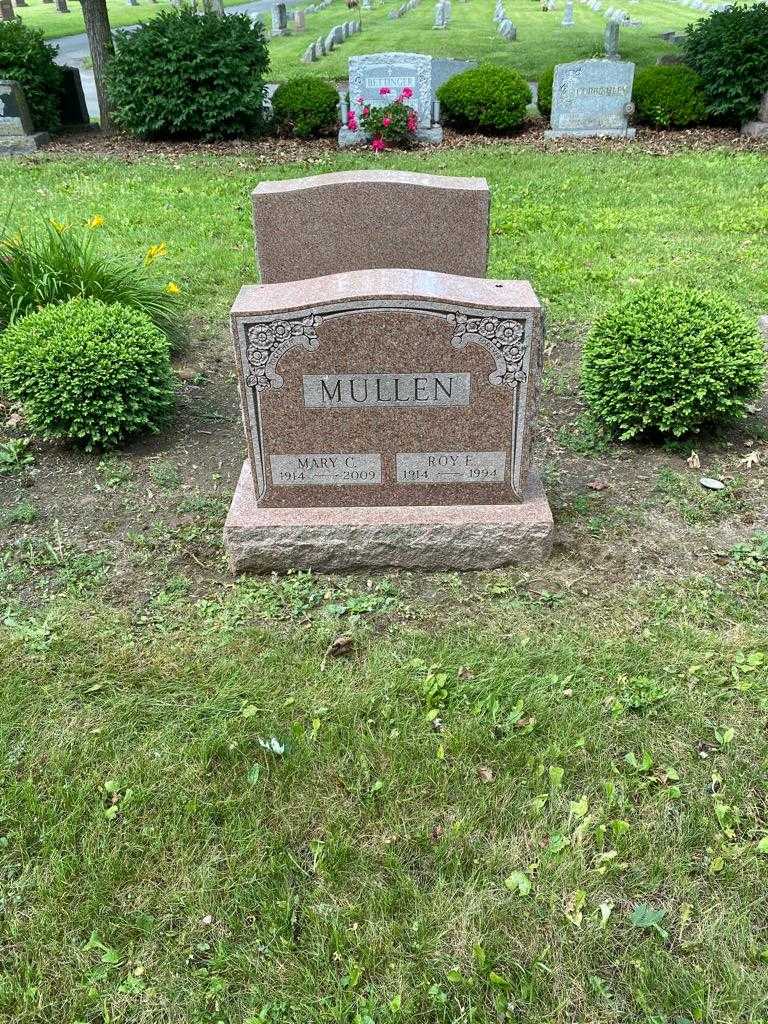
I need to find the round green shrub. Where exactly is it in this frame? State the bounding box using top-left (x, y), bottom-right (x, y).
top-left (437, 64), bottom-right (532, 133)
top-left (0, 20), bottom-right (63, 134)
top-left (537, 66), bottom-right (554, 118)
top-left (0, 298), bottom-right (177, 451)
top-left (683, 3), bottom-right (768, 124)
top-left (582, 285), bottom-right (765, 440)
top-left (632, 65), bottom-right (708, 128)
top-left (107, 10), bottom-right (270, 140)
top-left (271, 76), bottom-right (340, 138)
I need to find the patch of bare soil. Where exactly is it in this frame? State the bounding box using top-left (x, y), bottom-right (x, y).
top-left (41, 123), bottom-right (768, 161)
top-left (2, 324), bottom-right (767, 613)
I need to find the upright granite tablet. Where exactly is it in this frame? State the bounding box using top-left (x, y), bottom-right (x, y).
top-left (252, 170), bottom-right (490, 283)
top-left (224, 267), bottom-right (553, 571)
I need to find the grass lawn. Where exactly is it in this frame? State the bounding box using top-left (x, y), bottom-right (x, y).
top-left (266, 0), bottom-right (717, 82)
top-left (15, 0), bottom-right (248, 41)
top-left (4, 147), bottom-right (766, 326)
top-left (2, 144), bottom-right (768, 1022)
top-left (21, 0), bottom-right (729, 77)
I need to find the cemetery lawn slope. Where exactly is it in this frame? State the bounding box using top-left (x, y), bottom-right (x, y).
top-left (0, 579), bottom-right (766, 1022)
top-left (5, 145), bottom-right (764, 327)
top-left (265, 0), bottom-right (739, 83)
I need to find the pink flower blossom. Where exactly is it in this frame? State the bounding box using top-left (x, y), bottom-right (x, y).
top-left (347, 112), bottom-right (358, 130)
top-left (382, 116), bottom-right (392, 126)
top-left (363, 107), bottom-right (370, 116)
top-left (371, 137), bottom-right (386, 151)
top-left (357, 96), bottom-right (364, 104)
top-left (379, 87), bottom-right (391, 95)
top-left (401, 86), bottom-right (413, 98)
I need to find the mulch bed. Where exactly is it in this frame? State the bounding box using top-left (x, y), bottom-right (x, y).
top-left (41, 122), bottom-right (768, 161)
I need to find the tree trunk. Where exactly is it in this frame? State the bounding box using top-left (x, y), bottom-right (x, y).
top-left (78, 0), bottom-right (115, 132)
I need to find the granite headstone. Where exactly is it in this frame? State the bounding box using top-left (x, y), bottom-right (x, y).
top-left (546, 58), bottom-right (635, 137)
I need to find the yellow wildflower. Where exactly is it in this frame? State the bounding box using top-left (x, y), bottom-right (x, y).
top-left (87, 215), bottom-right (105, 229)
top-left (145, 242), bottom-right (168, 264)
top-left (165, 282), bottom-right (181, 295)
top-left (49, 219), bottom-right (69, 233)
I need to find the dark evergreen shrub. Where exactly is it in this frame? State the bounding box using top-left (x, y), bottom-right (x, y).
top-left (107, 10), bottom-right (270, 140)
top-left (683, 3), bottom-right (768, 124)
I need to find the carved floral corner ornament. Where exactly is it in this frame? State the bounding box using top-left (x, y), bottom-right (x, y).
top-left (243, 317), bottom-right (320, 390)
top-left (449, 314), bottom-right (528, 388)
top-left (242, 310), bottom-right (529, 392)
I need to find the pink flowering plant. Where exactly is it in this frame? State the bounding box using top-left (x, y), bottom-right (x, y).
top-left (349, 86), bottom-right (419, 150)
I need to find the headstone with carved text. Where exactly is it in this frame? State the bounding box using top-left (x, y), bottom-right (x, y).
top-left (545, 58), bottom-right (635, 137)
top-left (224, 171), bottom-right (553, 571)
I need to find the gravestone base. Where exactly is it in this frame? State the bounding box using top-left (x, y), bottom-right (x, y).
top-left (224, 461), bottom-right (554, 573)
top-left (544, 126), bottom-right (636, 139)
top-left (741, 120), bottom-right (768, 139)
top-left (338, 124), bottom-right (443, 147)
top-left (0, 131), bottom-right (50, 155)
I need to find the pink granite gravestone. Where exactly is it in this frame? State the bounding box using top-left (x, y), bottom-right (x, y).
top-left (224, 170), bottom-right (553, 572)
top-left (252, 170), bottom-right (490, 283)
top-left (225, 268), bottom-right (553, 572)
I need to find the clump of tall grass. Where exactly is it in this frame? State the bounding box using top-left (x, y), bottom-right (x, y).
top-left (0, 221), bottom-right (185, 352)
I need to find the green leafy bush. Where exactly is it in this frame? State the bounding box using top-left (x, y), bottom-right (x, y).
top-left (0, 20), bottom-right (63, 134)
top-left (632, 65), bottom-right (708, 128)
top-left (271, 76), bottom-right (339, 138)
top-left (537, 66), bottom-right (554, 118)
top-left (683, 3), bottom-right (768, 124)
top-left (0, 298), bottom-right (177, 451)
top-left (107, 10), bottom-right (270, 140)
top-left (437, 64), bottom-right (531, 133)
top-left (582, 285), bottom-right (765, 440)
top-left (0, 223), bottom-right (184, 352)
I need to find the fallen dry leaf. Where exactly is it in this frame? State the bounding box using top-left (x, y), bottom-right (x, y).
top-left (457, 665), bottom-right (475, 680)
top-left (320, 635), bottom-right (354, 671)
top-left (686, 451), bottom-right (701, 469)
top-left (739, 451), bottom-right (761, 470)
top-left (477, 766), bottom-right (494, 783)
top-left (587, 479), bottom-right (609, 491)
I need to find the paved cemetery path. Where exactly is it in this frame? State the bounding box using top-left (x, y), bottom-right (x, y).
top-left (52, 0), bottom-right (303, 119)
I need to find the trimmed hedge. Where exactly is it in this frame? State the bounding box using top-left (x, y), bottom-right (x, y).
top-left (271, 76), bottom-right (339, 138)
top-left (437, 64), bottom-right (531, 133)
top-left (0, 298), bottom-right (177, 450)
top-left (0, 20), bottom-right (63, 134)
top-left (582, 285), bottom-right (765, 440)
top-left (633, 65), bottom-right (708, 128)
top-left (684, 3), bottom-right (768, 124)
top-left (107, 10), bottom-right (270, 140)
top-left (537, 66), bottom-right (554, 118)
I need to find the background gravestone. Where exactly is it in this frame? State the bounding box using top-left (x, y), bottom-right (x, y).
top-left (339, 53), bottom-right (474, 146)
top-left (252, 170), bottom-right (490, 282)
top-left (1, 80), bottom-right (50, 155)
top-left (271, 2), bottom-right (288, 34)
top-left (545, 58), bottom-right (635, 138)
top-left (58, 66), bottom-right (91, 127)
